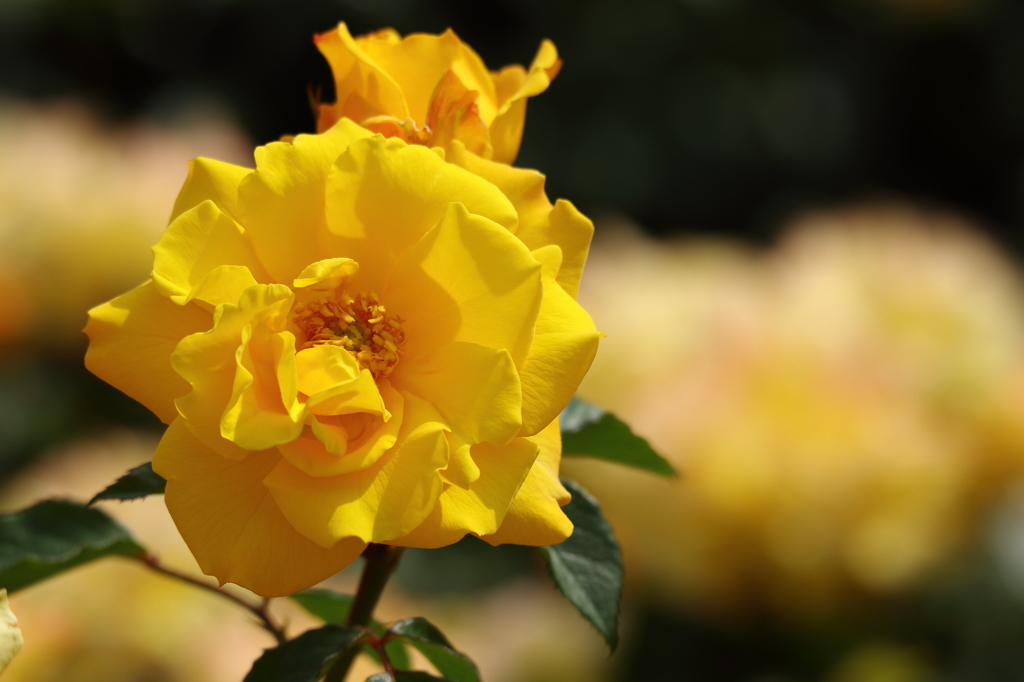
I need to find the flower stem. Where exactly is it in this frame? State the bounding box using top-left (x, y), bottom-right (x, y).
top-left (370, 635), bottom-right (398, 679)
top-left (324, 543), bottom-right (405, 682)
top-left (137, 554), bottom-right (287, 643)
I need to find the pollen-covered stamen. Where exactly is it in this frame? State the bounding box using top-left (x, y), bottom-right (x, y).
top-left (293, 292), bottom-right (405, 378)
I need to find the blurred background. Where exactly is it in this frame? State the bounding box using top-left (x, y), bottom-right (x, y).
top-left (4, 0), bottom-right (1024, 680)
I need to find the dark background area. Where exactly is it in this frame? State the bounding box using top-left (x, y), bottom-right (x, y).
top-left (4, 0), bottom-right (1024, 250)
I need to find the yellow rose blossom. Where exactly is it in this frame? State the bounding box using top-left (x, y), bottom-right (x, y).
top-left (314, 23), bottom-right (561, 164)
top-left (85, 120), bottom-right (599, 597)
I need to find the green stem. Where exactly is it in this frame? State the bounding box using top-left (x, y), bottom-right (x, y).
top-left (324, 544), bottom-right (405, 682)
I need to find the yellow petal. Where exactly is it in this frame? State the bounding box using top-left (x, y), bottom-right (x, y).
top-left (394, 341), bottom-right (522, 447)
top-left (440, 435), bottom-right (482, 489)
top-left (278, 425), bottom-right (342, 472)
top-left (170, 157), bottom-right (251, 224)
top-left (481, 418), bottom-right (573, 546)
top-left (364, 27), bottom-right (499, 125)
top-left (265, 389), bottom-right (448, 546)
top-left (443, 141), bottom-right (593, 298)
top-left (330, 380), bottom-right (403, 465)
top-left (368, 29), bottom-right (465, 124)
top-left (360, 115), bottom-right (431, 145)
top-left (279, 381), bottom-right (404, 476)
top-left (444, 138), bottom-right (545, 217)
top-left (391, 436), bottom-right (540, 548)
top-left (323, 135), bottom-right (518, 293)
top-left (450, 32), bottom-right (500, 124)
top-left (85, 280), bottom-right (212, 425)
top-left (153, 200), bottom-right (270, 304)
top-left (221, 324), bottom-right (304, 451)
top-left (309, 416), bottom-right (349, 456)
top-left (386, 202), bottom-right (542, 366)
top-left (531, 244), bottom-right (563, 282)
top-left (335, 28), bottom-right (498, 127)
top-left (181, 265), bottom-right (260, 308)
top-left (296, 344), bottom-right (388, 420)
top-left (518, 271), bottom-right (601, 437)
top-left (489, 97), bottom-right (528, 166)
top-left (172, 284), bottom-right (293, 458)
top-left (424, 70), bottom-right (492, 158)
top-left (497, 40), bottom-right (561, 116)
top-left (295, 343), bottom-right (362, 395)
top-left (314, 22), bottom-right (409, 129)
top-left (538, 199), bottom-right (594, 300)
top-left (293, 258), bottom-right (359, 291)
top-left (238, 118), bottom-right (372, 283)
top-left (0, 589), bottom-right (24, 673)
top-left (492, 65), bottom-right (527, 116)
top-left (153, 419), bottom-right (366, 597)
top-left (490, 40), bottom-right (561, 163)
top-left (354, 27), bottom-right (402, 57)
top-left (306, 370), bottom-right (386, 418)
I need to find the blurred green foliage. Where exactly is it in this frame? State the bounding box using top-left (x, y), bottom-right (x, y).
top-left (0, 355), bottom-right (161, 476)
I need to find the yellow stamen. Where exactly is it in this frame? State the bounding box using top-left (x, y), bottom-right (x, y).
top-left (293, 291), bottom-right (406, 378)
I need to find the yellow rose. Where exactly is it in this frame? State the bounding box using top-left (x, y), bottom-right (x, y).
top-left (314, 23), bottom-right (561, 164)
top-left (85, 120), bottom-right (599, 597)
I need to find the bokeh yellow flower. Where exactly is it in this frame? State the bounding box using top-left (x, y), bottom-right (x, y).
top-left (85, 120), bottom-right (599, 597)
top-left (314, 23), bottom-right (561, 164)
top-left (0, 589), bottom-right (23, 673)
top-left (0, 99), bottom-right (250, 350)
top-left (572, 204), bottom-right (1024, 616)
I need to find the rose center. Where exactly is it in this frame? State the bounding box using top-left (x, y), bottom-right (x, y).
top-left (293, 291), bottom-right (405, 378)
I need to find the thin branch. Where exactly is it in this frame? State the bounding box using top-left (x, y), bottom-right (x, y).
top-left (370, 634), bottom-right (397, 679)
top-left (137, 554), bottom-right (287, 643)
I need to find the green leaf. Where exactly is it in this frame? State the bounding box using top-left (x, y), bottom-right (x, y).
top-left (366, 672), bottom-right (452, 682)
top-left (290, 589), bottom-right (410, 669)
top-left (388, 617), bottom-right (480, 682)
top-left (0, 500), bottom-right (146, 593)
top-left (539, 479), bottom-right (623, 650)
top-left (381, 639), bottom-right (412, 671)
top-left (244, 624), bottom-right (365, 682)
top-left (560, 397), bottom-right (674, 477)
top-left (291, 588), bottom-right (355, 623)
top-left (88, 462), bottom-right (166, 505)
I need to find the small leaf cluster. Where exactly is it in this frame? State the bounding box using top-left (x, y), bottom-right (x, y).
top-left (249, 592), bottom-right (479, 682)
top-left (290, 590), bottom-right (411, 669)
